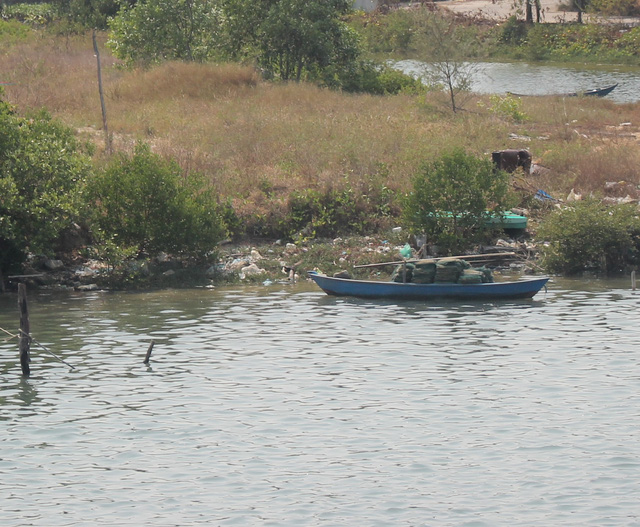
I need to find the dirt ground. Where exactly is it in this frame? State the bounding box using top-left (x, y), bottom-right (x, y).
top-left (437, 0), bottom-right (640, 24)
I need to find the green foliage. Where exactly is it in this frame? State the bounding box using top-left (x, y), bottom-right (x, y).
top-left (107, 0), bottom-right (224, 65)
top-left (537, 200), bottom-right (640, 275)
top-left (589, 0), bottom-right (640, 16)
top-left (0, 91), bottom-right (92, 271)
top-left (282, 184), bottom-right (386, 241)
top-left (503, 22), bottom-right (640, 62)
top-left (613, 26), bottom-right (640, 56)
top-left (86, 143), bottom-right (226, 258)
top-left (403, 149), bottom-right (514, 254)
top-left (0, 18), bottom-right (32, 44)
top-left (1, 2), bottom-right (59, 26)
top-left (53, 0), bottom-right (124, 30)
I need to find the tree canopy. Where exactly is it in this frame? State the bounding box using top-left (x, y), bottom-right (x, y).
top-left (108, 0), bottom-right (224, 64)
top-left (108, 0), bottom-right (360, 83)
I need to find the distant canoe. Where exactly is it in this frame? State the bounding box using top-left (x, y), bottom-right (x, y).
top-left (508, 83), bottom-right (618, 98)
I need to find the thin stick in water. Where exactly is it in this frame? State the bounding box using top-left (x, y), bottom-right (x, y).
top-left (19, 329), bottom-right (76, 370)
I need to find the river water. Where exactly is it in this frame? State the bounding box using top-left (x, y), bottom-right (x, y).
top-left (1, 277), bottom-right (639, 526)
top-left (394, 59), bottom-right (640, 103)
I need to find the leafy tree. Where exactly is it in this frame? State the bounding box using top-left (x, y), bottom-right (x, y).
top-left (256, 0), bottom-right (358, 82)
top-left (403, 149), bottom-right (514, 254)
top-left (0, 90), bottom-right (92, 272)
top-left (414, 12), bottom-right (477, 113)
top-left (107, 0), bottom-right (223, 65)
top-left (86, 143), bottom-right (226, 258)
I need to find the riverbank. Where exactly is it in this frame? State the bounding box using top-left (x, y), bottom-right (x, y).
top-left (5, 230), bottom-right (542, 292)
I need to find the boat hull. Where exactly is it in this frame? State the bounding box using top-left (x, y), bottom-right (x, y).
top-left (308, 271), bottom-right (549, 300)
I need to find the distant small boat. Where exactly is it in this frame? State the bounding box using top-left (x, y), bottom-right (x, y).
top-left (308, 271), bottom-right (549, 300)
top-left (508, 83), bottom-right (618, 98)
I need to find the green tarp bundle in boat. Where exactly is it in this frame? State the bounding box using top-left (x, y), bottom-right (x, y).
top-left (435, 258), bottom-right (469, 283)
top-left (412, 260), bottom-right (437, 283)
top-left (458, 269), bottom-right (484, 284)
top-left (390, 258), bottom-right (493, 284)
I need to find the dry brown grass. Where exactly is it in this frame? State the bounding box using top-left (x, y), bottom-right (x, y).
top-left (2, 30), bottom-right (640, 211)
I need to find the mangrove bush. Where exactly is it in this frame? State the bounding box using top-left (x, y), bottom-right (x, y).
top-left (537, 200), bottom-right (640, 275)
top-left (86, 143), bottom-right (226, 259)
top-left (403, 149), bottom-right (514, 254)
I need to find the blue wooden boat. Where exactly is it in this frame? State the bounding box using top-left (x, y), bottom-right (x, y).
top-left (308, 271), bottom-right (549, 300)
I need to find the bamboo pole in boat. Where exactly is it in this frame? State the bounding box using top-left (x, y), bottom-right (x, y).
top-left (353, 252), bottom-right (518, 269)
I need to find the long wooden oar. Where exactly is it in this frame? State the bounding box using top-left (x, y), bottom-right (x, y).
top-left (353, 252), bottom-right (518, 269)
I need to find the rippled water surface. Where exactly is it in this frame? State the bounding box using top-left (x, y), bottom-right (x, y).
top-left (1, 278), bottom-right (639, 526)
top-left (394, 60), bottom-right (640, 103)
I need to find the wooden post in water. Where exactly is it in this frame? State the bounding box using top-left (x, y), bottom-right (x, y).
top-left (144, 340), bottom-right (155, 364)
top-left (18, 283), bottom-right (30, 376)
top-left (632, 270), bottom-right (636, 291)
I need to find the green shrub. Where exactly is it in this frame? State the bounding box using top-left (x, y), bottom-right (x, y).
top-left (537, 200), bottom-right (640, 275)
top-left (324, 60), bottom-right (424, 95)
top-left (402, 149), bottom-right (514, 254)
top-left (498, 16), bottom-right (528, 46)
top-left (86, 143), bottom-right (226, 258)
top-left (488, 94), bottom-right (527, 122)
